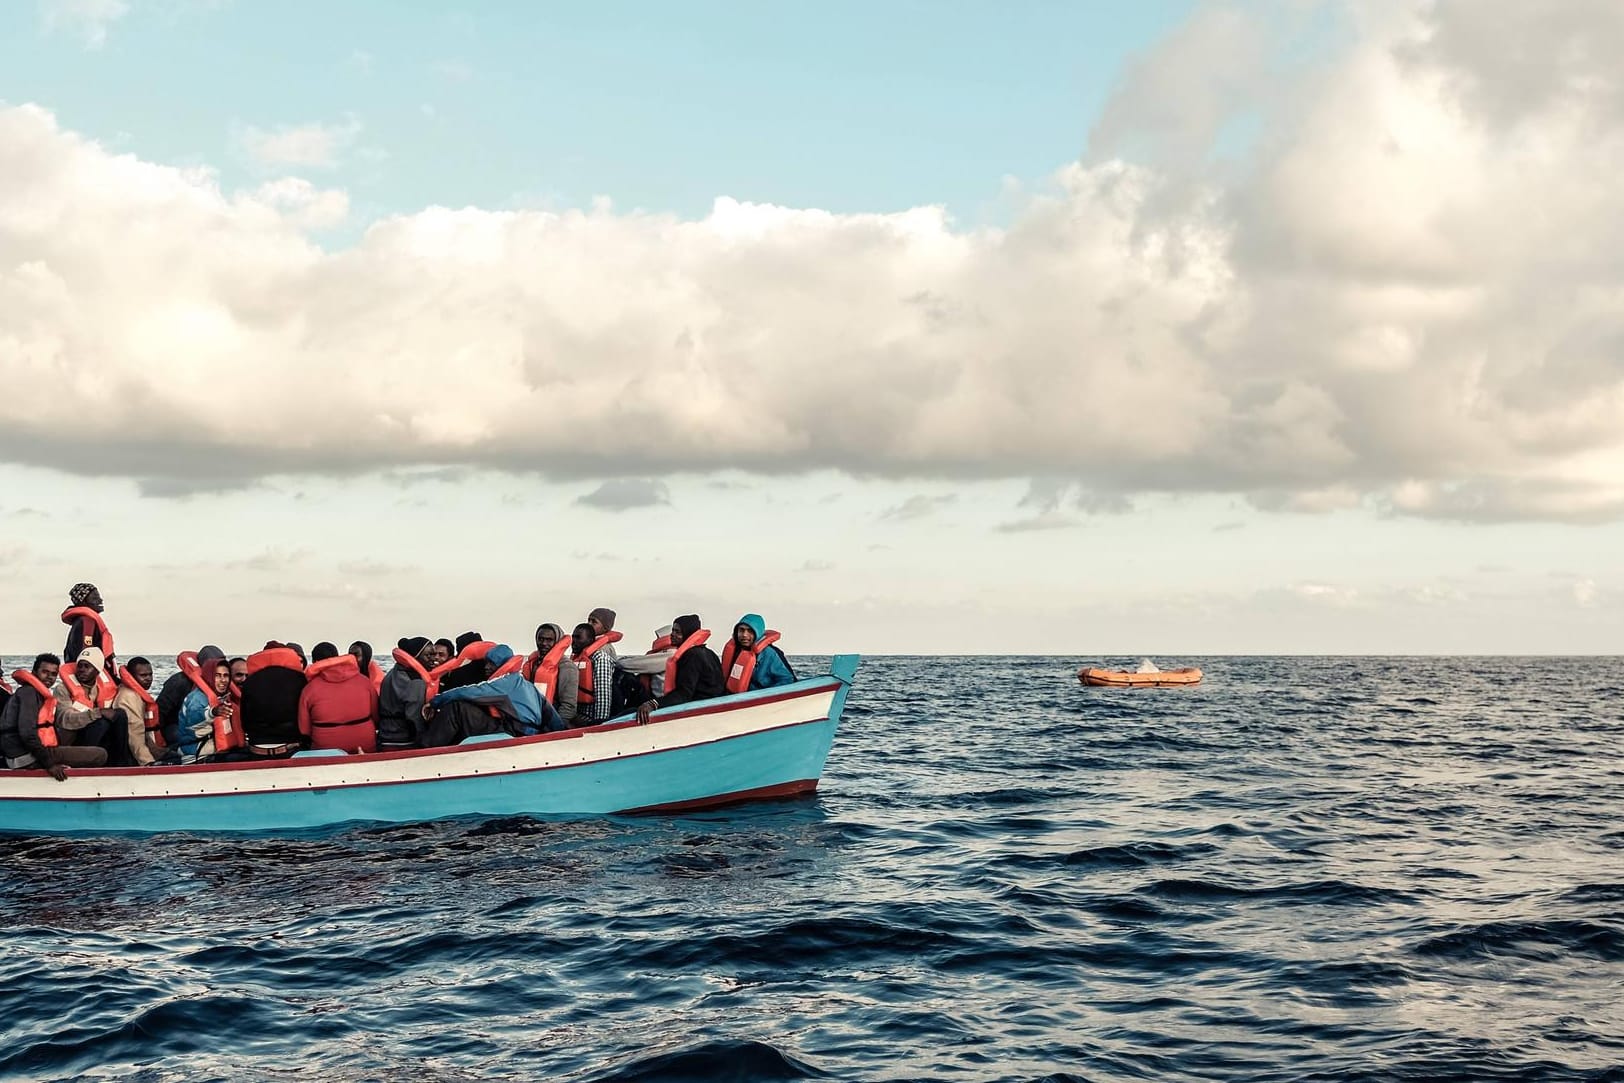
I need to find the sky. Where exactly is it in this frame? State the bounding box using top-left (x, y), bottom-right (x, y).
top-left (1, 0), bottom-right (1622, 656)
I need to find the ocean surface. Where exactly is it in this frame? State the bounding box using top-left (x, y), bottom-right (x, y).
top-left (0, 654), bottom-right (1620, 1082)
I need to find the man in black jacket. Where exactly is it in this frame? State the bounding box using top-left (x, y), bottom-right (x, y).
top-left (635, 614), bottom-right (724, 724)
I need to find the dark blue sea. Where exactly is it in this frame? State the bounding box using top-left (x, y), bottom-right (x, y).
top-left (1, 656), bottom-right (1621, 1081)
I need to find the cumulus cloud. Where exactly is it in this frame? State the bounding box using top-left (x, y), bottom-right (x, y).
top-left (234, 115), bottom-right (362, 169)
top-left (2, 2), bottom-right (1624, 521)
top-left (575, 478), bottom-right (670, 511)
top-left (39, 0), bottom-right (129, 48)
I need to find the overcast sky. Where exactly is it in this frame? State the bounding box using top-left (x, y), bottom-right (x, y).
top-left (2, 1), bottom-right (1621, 655)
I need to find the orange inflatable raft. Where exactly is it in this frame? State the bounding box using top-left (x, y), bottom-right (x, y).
top-left (1078, 666), bottom-right (1203, 688)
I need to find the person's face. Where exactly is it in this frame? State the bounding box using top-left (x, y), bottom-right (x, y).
top-left (76, 660), bottom-right (98, 687)
top-left (572, 628), bottom-right (592, 654)
top-left (588, 616), bottom-right (607, 637)
top-left (87, 588), bottom-right (104, 611)
top-left (735, 624), bottom-right (756, 650)
top-left (37, 661), bottom-right (59, 686)
top-left (537, 628), bottom-right (557, 652)
top-left (669, 622), bottom-right (687, 649)
top-left (212, 667), bottom-right (232, 695)
top-left (131, 662), bottom-right (153, 690)
top-left (432, 644), bottom-right (451, 666)
top-left (230, 660), bottom-right (248, 688)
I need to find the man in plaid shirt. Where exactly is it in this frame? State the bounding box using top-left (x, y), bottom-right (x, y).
top-left (573, 623), bottom-right (618, 725)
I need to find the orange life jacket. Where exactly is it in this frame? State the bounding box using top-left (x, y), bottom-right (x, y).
top-left (305, 655), bottom-right (360, 681)
top-left (246, 647), bottom-right (304, 676)
top-left (180, 653), bottom-right (244, 755)
top-left (12, 669), bottom-right (59, 749)
top-left (60, 606), bottom-right (115, 664)
top-left (524, 641), bottom-right (572, 705)
top-left (650, 633), bottom-right (673, 653)
top-left (720, 630), bottom-right (783, 694)
top-left (59, 666), bottom-right (118, 710)
top-left (489, 651), bottom-right (524, 679)
top-left (391, 648), bottom-right (440, 698)
top-left (573, 631), bottom-right (623, 706)
top-left (118, 665), bottom-right (165, 750)
top-left (366, 659), bottom-right (384, 692)
top-left (663, 629), bottom-right (712, 694)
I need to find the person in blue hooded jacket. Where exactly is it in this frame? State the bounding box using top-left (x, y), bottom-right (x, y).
top-left (729, 614), bottom-right (796, 690)
top-left (423, 645), bottom-right (569, 745)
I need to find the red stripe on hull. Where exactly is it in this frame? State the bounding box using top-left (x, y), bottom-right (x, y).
top-left (621, 778), bottom-right (819, 814)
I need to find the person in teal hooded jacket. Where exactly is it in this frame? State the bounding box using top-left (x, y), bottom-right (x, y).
top-left (731, 614), bottom-right (796, 689)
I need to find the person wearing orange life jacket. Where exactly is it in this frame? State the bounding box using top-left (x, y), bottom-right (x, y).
top-left (299, 642), bottom-right (379, 754)
top-left (723, 613), bottom-right (798, 693)
top-left (175, 656), bottom-right (235, 761)
top-left (348, 641), bottom-right (385, 693)
top-left (111, 656), bottom-right (163, 766)
top-left (379, 636), bottom-right (436, 750)
top-left (523, 624), bottom-right (578, 724)
top-left (238, 643), bottom-right (307, 756)
top-left (2, 654), bottom-right (109, 777)
top-left (52, 646), bottom-right (135, 766)
top-left (587, 609), bottom-right (620, 660)
top-left (635, 615), bottom-right (726, 724)
top-left (61, 582), bottom-right (115, 668)
top-left (571, 623), bottom-right (622, 725)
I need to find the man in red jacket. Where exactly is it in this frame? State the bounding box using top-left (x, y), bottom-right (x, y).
top-left (297, 642), bottom-right (380, 754)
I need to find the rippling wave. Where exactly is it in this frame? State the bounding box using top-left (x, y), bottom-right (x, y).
top-left (1, 655), bottom-right (1620, 1080)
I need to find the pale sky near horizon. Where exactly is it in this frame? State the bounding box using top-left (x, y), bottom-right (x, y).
top-left (1, 1), bottom-right (1621, 657)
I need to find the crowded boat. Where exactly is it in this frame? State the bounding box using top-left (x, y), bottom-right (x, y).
top-left (0, 583), bottom-right (799, 781)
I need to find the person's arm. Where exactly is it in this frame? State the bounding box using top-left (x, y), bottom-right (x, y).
top-left (756, 647), bottom-right (796, 688)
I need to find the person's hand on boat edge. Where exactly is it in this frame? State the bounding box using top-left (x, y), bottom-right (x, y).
top-left (41, 750), bottom-right (67, 782)
top-left (635, 701), bottom-right (654, 725)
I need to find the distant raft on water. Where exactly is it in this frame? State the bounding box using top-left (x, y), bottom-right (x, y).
top-left (1078, 659), bottom-right (1203, 688)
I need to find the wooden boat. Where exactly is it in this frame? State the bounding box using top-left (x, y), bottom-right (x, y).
top-left (1078, 665), bottom-right (1202, 688)
top-left (0, 656), bottom-right (859, 836)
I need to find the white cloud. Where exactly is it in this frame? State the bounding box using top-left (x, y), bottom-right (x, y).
top-left (234, 115), bottom-right (362, 169)
top-left (3, 2), bottom-right (1624, 522)
top-left (39, 0), bottom-right (129, 48)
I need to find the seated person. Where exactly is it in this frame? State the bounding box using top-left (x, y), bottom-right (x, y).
top-left (422, 645), bottom-right (567, 746)
top-left (177, 657), bottom-right (236, 762)
top-left (157, 644), bottom-right (223, 749)
top-left (525, 624), bottom-right (578, 724)
top-left (112, 656), bottom-right (161, 766)
top-left (724, 613), bottom-right (797, 692)
top-left (378, 636), bottom-right (436, 750)
top-left (53, 646), bottom-right (132, 766)
top-left (635, 615), bottom-right (725, 724)
top-left (299, 642), bottom-right (379, 754)
top-left (238, 642), bottom-right (308, 755)
top-left (2, 653), bottom-right (108, 778)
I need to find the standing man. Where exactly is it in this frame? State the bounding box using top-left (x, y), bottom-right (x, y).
top-left (62, 582), bottom-right (115, 668)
